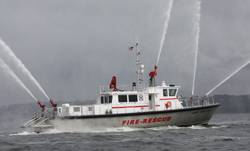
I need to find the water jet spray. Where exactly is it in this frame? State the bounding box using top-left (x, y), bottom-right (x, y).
top-left (192, 0), bottom-right (201, 96)
top-left (206, 60), bottom-right (250, 96)
top-left (0, 58), bottom-right (38, 102)
top-left (156, 0), bottom-right (174, 67)
top-left (0, 38), bottom-right (49, 100)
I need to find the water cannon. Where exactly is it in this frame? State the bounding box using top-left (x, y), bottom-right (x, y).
top-left (149, 65), bottom-right (158, 78)
top-left (37, 100), bottom-right (45, 112)
top-left (148, 65), bottom-right (158, 87)
top-left (50, 99), bottom-right (57, 112)
top-left (50, 99), bottom-right (57, 108)
top-left (109, 76), bottom-right (117, 91)
top-left (154, 65), bottom-right (158, 70)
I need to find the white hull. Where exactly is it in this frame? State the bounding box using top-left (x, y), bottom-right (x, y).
top-left (36, 104), bottom-right (219, 133)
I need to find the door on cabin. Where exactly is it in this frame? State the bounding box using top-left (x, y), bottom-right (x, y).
top-left (148, 94), bottom-right (155, 110)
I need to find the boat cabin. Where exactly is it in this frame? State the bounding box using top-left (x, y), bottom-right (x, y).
top-left (57, 81), bottom-right (184, 117)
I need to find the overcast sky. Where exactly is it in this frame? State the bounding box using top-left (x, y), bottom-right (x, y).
top-left (0, 0), bottom-right (250, 106)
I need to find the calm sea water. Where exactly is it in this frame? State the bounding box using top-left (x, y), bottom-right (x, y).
top-left (0, 113), bottom-right (250, 151)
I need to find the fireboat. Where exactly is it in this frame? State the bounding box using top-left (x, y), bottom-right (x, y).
top-left (22, 43), bottom-right (219, 133)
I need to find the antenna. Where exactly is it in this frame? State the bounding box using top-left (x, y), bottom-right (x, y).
top-left (135, 42), bottom-right (145, 90)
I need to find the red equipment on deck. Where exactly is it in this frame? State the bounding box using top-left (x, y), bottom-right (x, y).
top-left (37, 101), bottom-right (45, 112)
top-left (149, 65), bottom-right (158, 86)
top-left (149, 65), bottom-right (158, 78)
top-left (50, 99), bottom-right (57, 107)
top-left (109, 76), bottom-right (117, 91)
top-left (50, 99), bottom-right (57, 111)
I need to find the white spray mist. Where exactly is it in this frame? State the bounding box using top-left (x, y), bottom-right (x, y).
top-left (156, 0), bottom-right (174, 66)
top-left (0, 58), bottom-right (38, 101)
top-left (192, 0), bottom-right (201, 96)
top-left (206, 60), bottom-right (250, 96)
top-left (0, 39), bottom-right (49, 100)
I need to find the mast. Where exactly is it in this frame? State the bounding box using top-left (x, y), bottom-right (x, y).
top-left (134, 43), bottom-right (145, 90)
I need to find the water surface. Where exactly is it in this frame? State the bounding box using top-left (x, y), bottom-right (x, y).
top-left (1, 113), bottom-right (249, 151)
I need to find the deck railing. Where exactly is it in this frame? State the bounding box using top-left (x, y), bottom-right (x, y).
top-left (179, 96), bottom-right (216, 108)
top-left (99, 83), bottom-right (147, 93)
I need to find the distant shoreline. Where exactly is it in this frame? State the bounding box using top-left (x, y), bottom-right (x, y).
top-left (1, 95), bottom-right (250, 113)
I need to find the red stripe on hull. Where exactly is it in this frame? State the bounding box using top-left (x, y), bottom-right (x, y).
top-left (112, 105), bottom-right (160, 109)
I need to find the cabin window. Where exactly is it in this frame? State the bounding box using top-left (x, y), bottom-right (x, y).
top-left (129, 95), bottom-right (138, 102)
top-left (148, 94), bottom-right (152, 101)
top-left (163, 89), bottom-right (168, 96)
top-left (73, 106), bottom-right (81, 112)
top-left (118, 95), bottom-right (127, 103)
top-left (169, 89), bottom-right (177, 96)
top-left (104, 96), bottom-right (108, 103)
top-left (109, 95), bottom-right (112, 103)
top-left (101, 96), bottom-right (104, 104)
top-left (101, 95), bottom-right (112, 104)
top-left (88, 106), bottom-right (93, 111)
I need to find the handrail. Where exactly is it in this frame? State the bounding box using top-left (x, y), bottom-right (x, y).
top-left (179, 96), bottom-right (216, 108)
top-left (99, 83), bottom-right (147, 93)
top-left (34, 117), bottom-right (49, 127)
top-left (22, 116), bottom-right (43, 128)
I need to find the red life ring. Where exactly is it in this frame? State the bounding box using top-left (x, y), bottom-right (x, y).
top-left (165, 101), bottom-right (172, 109)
